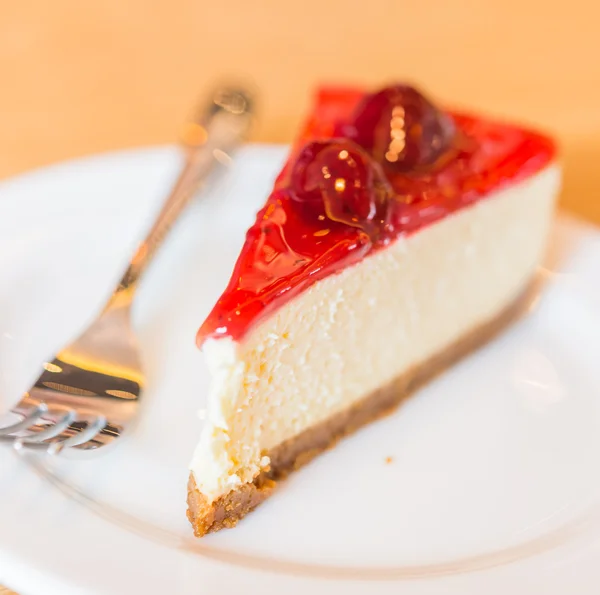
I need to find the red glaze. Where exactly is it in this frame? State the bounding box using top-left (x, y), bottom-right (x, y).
top-left (197, 85), bottom-right (556, 344)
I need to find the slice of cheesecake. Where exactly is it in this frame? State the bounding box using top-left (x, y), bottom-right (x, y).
top-left (187, 84), bottom-right (559, 536)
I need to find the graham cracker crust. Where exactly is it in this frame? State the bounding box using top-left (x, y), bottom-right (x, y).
top-left (187, 283), bottom-right (536, 537)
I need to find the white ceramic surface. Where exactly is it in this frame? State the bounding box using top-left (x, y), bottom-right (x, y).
top-left (1, 145), bottom-right (600, 594)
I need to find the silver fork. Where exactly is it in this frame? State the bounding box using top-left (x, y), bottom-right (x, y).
top-left (0, 85), bottom-right (254, 454)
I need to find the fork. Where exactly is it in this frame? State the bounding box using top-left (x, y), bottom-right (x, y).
top-left (0, 86), bottom-right (254, 454)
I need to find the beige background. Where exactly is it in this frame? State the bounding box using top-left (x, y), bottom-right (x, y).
top-left (0, 0), bottom-right (599, 224)
top-left (0, 0), bottom-right (598, 591)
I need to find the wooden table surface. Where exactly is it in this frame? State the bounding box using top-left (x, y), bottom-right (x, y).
top-left (1, 0), bottom-right (599, 591)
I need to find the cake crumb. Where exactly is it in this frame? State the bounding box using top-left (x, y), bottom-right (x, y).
top-left (385, 456), bottom-right (394, 464)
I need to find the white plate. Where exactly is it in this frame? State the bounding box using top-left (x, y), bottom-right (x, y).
top-left (1, 145), bottom-right (600, 595)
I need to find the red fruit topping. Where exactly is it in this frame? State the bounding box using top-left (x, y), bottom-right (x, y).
top-left (339, 84), bottom-right (457, 172)
top-left (287, 140), bottom-right (393, 241)
top-left (197, 85), bottom-right (556, 344)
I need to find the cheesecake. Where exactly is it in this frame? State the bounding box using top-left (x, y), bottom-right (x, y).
top-left (187, 84), bottom-right (559, 536)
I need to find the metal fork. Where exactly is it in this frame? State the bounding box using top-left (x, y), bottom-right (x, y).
top-left (0, 86), bottom-right (254, 454)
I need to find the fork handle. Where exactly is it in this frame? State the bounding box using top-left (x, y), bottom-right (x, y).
top-left (116, 87), bottom-right (254, 294)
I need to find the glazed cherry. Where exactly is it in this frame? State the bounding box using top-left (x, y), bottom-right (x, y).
top-left (288, 140), bottom-right (393, 238)
top-left (340, 84), bottom-right (456, 172)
